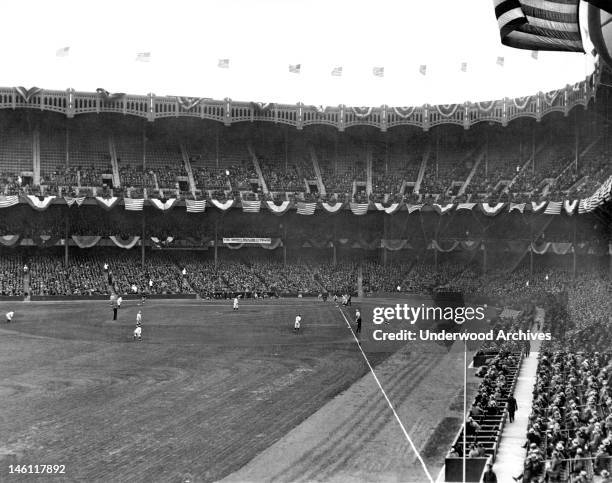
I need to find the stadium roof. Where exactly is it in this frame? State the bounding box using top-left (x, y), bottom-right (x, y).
top-left (0, 0), bottom-right (597, 107)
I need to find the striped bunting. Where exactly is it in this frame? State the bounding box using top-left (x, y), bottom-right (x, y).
top-left (563, 199), bottom-right (578, 215)
top-left (455, 202), bottom-right (477, 211)
top-left (65, 196), bottom-right (85, 207)
top-left (185, 199), bottom-right (206, 213)
top-left (296, 202), bottom-right (316, 215)
top-left (374, 202), bottom-right (401, 214)
top-left (150, 198), bottom-right (177, 211)
top-left (407, 204), bottom-right (424, 214)
top-left (544, 200), bottom-right (562, 214)
top-left (349, 202), bottom-right (369, 215)
top-left (265, 200), bottom-right (291, 215)
top-left (0, 195), bottom-right (19, 208)
top-left (509, 202), bottom-right (526, 213)
top-left (321, 202), bottom-right (344, 213)
top-left (578, 198), bottom-right (588, 214)
top-left (124, 198), bottom-right (144, 211)
top-left (95, 196), bottom-right (119, 210)
top-left (26, 195), bottom-right (56, 210)
top-left (433, 203), bottom-right (454, 215)
top-left (480, 202), bottom-right (506, 216)
top-left (531, 201), bottom-right (547, 212)
top-left (493, 0), bottom-right (584, 52)
top-left (210, 199), bottom-right (235, 211)
top-left (241, 200), bottom-right (261, 213)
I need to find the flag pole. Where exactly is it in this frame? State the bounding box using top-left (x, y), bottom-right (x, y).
top-left (463, 330), bottom-right (467, 483)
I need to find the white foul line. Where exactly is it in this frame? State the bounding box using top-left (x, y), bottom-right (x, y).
top-left (337, 308), bottom-right (434, 483)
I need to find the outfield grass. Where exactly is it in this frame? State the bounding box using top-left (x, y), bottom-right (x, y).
top-left (0, 297), bottom-right (475, 482)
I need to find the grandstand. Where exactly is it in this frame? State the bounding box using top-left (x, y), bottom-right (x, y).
top-left (0, 18), bottom-right (611, 483)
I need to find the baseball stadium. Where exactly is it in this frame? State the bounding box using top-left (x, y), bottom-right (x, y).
top-left (0, 1), bottom-right (611, 482)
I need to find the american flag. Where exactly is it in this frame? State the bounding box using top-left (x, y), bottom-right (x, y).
top-left (408, 204), bottom-right (423, 214)
top-left (241, 200), bottom-right (261, 213)
top-left (349, 202), bottom-right (369, 215)
top-left (65, 196), bottom-right (85, 207)
top-left (331, 66), bottom-right (343, 77)
top-left (124, 198), bottom-right (144, 211)
top-left (496, 56), bottom-right (505, 66)
top-left (56, 46), bottom-right (70, 57)
top-left (493, 0), bottom-right (583, 52)
top-left (218, 58), bottom-right (230, 68)
top-left (456, 202), bottom-right (477, 211)
top-left (289, 64), bottom-right (301, 74)
top-left (296, 202), bottom-right (316, 215)
top-left (0, 195), bottom-right (19, 208)
top-left (186, 199), bottom-right (206, 213)
top-left (135, 52), bottom-right (151, 62)
top-left (419, 65), bottom-right (427, 76)
top-left (372, 66), bottom-right (384, 77)
top-left (544, 200), bottom-right (562, 215)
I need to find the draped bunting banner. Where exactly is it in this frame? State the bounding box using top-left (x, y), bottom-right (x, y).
top-left (351, 107), bottom-right (373, 118)
top-left (358, 238), bottom-right (381, 250)
top-left (64, 196), bottom-right (85, 207)
top-left (95, 196), bottom-right (119, 210)
top-left (551, 243), bottom-right (573, 255)
top-left (0, 235), bottom-right (20, 246)
top-left (544, 201), bottom-right (562, 215)
top-left (543, 91), bottom-right (559, 106)
top-left (251, 102), bottom-right (275, 112)
top-left (265, 200), bottom-right (290, 215)
top-left (507, 241), bottom-right (530, 253)
top-left (33, 235), bottom-right (60, 247)
top-left (578, 199), bottom-right (589, 214)
top-left (260, 238), bottom-right (282, 250)
top-left (321, 202), bottom-right (344, 213)
top-left (211, 199), bottom-right (235, 211)
top-left (25, 195), bottom-right (56, 211)
top-left (71, 235), bottom-right (101, 248)
top-left (150, 236), bottom-right (174, 246)
top-left (392, 106), bottom-right (416, 118)
top-left (531, 242), bottom-right (573, 255)
top-left (242, 200), bottom-right (261, 213)
top-left (461, 240), bottom-right (482, 251)
top-left (509, 202), bottom-right (526, 213)
top-left (531, 201), bottom-right (547, 213)
top-left (374, 202), bottom-right (401, 214)
top-left (0, 195), bottom-right (19, 208)
top-left (480, 202), bottom-right (505, 216)
top-left (578, 175), bottom-right (612, 213)
top-left (15, 86), bottom-right (42, 102)
top-left (430, 240), bottom-right (460, 252)
top-left (185, 199), bottom-right (206, 213)
top-left (475, 100), bottom-right (496, 113)
top-left (435, 104), bottom-right (459, 117)
top-left (96, 88), bottom-right (126, 103)
top-left (109, 236), bottom-right (141, 249)
top-left (150, 198), bottom-right (177, 211)
top-left (225, 243), bottom-right (244, 250)
top-left (456, 202), bottom-right (476, 211)
top-left (433, 203), bottom-right (454, 215)
top-left (176, 97), bottom-right (203, 110)
top-left (513, 96), bottom-right (532, 110)
top-left (304, 239), bottom-right (333, 249)
top-left (563, 199), bottom-right (578, 215)
top-left (349, 202), bottom-right (369, 215)
top-left (124, 198), bottom-right (144, 211)
top-left (407, 204), bottom-right (424, 214)
top-left (296, 202), bottom-right (316, 215)
top-left (381, 239), bottom-right (410, 251)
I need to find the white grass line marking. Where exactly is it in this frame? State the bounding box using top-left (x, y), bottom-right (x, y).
top-left (337, 308), bottom-right (434, 483)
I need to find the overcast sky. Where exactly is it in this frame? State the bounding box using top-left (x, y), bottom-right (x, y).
top-left (0, 0), bottom-right (596, 106)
